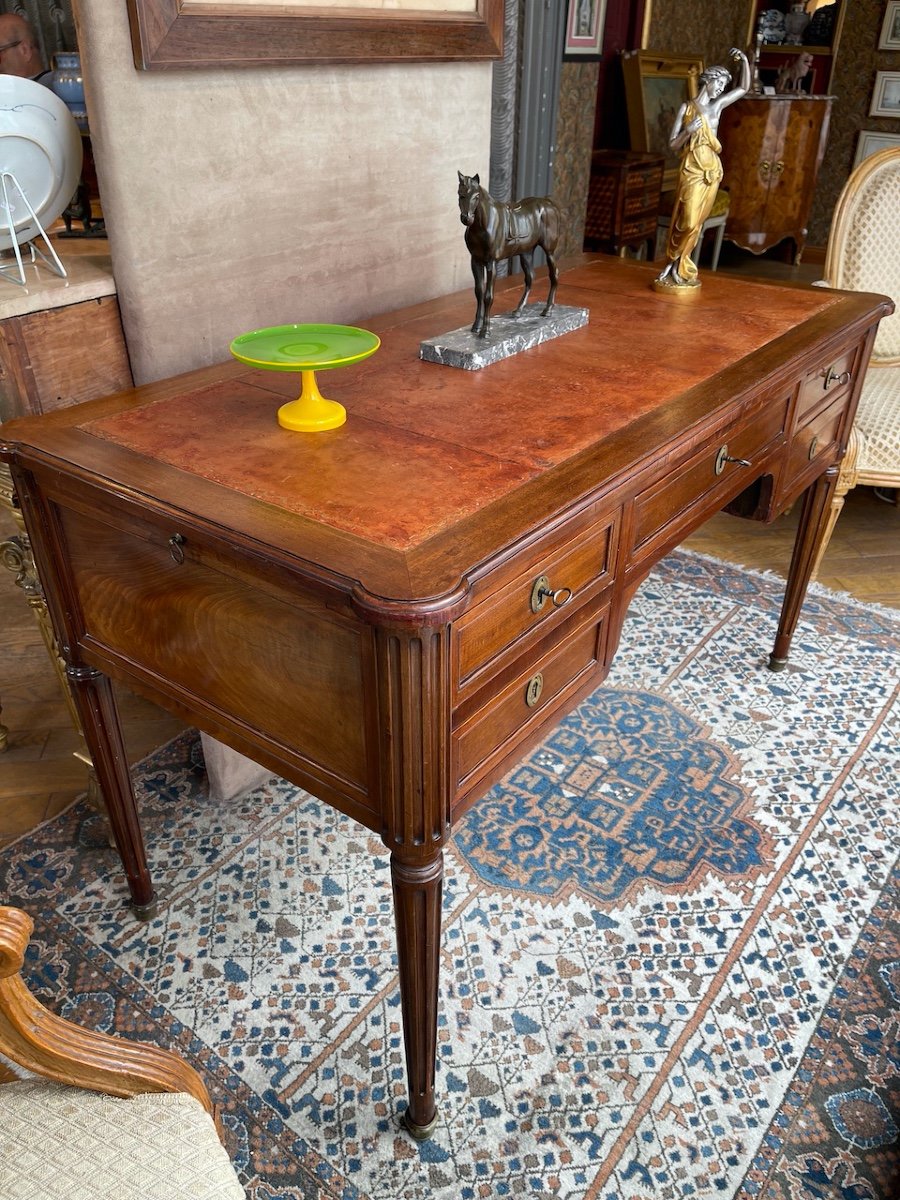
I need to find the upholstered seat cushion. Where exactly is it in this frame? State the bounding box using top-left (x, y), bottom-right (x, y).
top-left (855, 366), bottom-right (900, 475)
top-left (0, 1081), bottom-right (245, 1199)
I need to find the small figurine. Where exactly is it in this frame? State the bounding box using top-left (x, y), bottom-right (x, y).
top-left (653, 49), bottom-right (750, 295)
top-left (775, 51), bottom-right (814, 93)
top-left (457, 171), bottom-right (560, 339)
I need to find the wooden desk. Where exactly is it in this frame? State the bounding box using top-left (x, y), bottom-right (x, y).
top-left (0, 258), bottom-right (890, 1138)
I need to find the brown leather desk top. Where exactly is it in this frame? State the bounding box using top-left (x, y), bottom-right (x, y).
top-left (1, 257), bottom-right (884, 602)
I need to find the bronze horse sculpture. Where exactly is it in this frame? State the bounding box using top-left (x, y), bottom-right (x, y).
top-left (457, 171), bottom-right (561, 339)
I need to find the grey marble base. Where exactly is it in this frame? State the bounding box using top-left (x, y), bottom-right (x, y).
top-left (419, 304), bottom-right (589, 370)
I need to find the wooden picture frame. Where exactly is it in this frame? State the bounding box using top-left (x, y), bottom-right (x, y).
top-left (125, 0), bottom-right (504, 70)
top-left (563, 0), bottom-right (608, 60)
top-left (870, 71), bottom-right (900, 118)
top-left (878, 1), bottom-right (900, 50)
top-left (854, 129), bottom-right (900, 168)
top-left (621, 51), bottom-right (703, 190)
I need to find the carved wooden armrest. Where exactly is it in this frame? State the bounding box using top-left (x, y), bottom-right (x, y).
top-left (0, 906), bottom-right (213, 1115)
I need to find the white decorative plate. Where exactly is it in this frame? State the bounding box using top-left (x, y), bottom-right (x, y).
top-left (0, 75), bottom-right (82, 251)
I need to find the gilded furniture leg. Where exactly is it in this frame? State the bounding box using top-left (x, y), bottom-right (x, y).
top-left (0, 462), bottom-right (102, 808)
top-left (810, 427), bottom-right (860, 582)
top-left (769, 465), bottom-right (839, 671)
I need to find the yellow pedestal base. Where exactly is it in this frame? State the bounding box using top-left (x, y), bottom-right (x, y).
top-left (277, 370), bottom-right (346, 432)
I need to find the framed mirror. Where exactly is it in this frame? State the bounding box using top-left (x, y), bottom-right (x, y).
top-left (126, 0), bottom-right (504, 70)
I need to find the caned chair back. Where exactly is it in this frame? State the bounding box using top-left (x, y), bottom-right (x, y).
top-left (823, 148), bottom-right (900, 365)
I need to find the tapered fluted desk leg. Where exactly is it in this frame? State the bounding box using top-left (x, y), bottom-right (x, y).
top-left (769, 466), bottom-right (839, 672)
top-left (65, 664), bottom-right (156, 917)
top-left (390, 849), bottom-right (444, 1139)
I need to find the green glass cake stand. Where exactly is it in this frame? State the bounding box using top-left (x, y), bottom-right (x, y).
top-left (229, 323), bottom-right (381, 432)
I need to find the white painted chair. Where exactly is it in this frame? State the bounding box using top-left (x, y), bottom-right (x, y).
top-left (812, 147), bottom-right (900, 574)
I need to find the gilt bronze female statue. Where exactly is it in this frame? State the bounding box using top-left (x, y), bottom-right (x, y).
top-left (653, 49), bottom-right (750, 295)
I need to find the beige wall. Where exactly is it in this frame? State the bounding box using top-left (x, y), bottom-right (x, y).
top-left (75, 5), bottom-right (493, 384)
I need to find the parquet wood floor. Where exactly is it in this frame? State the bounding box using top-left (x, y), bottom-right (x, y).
top-left (1, 242), bottom-right (897, 850)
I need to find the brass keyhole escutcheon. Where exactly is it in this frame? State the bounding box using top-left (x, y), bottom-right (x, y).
top-left (808, 436), bottom-right (819, 461)
top-left (168, 533), bottom-right (185, 564)
top-left (525, 672), bottom-right (544, 708)
top-left (530, 575), bottom-right (574, 614)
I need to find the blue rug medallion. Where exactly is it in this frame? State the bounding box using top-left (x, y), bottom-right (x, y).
top-left (454, 690), bottom-right (771, 901)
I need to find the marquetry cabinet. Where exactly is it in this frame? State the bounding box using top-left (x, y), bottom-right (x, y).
top-left (583, 150), bottom-right (665, 258)
top-left (718, 95), bottom-right (833, 263)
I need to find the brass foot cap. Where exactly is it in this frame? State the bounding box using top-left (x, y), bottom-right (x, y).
top-left (401, 1107), bottom-right (439, 1140)
top-left (131, 894), bottom-right (159, 922)
top-left (767, 655), bottom-right (788, 673)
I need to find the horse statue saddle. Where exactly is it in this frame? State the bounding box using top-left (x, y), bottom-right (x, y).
top-left (505, 205), bottom-right (535, 245)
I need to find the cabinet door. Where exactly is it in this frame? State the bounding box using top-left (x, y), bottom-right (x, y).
top-left (719, 99), bottom-right (790, 253)
top-left (720, 97), bottom-right (832, 258)
top-left (763, 99), bottom-right (831, 258)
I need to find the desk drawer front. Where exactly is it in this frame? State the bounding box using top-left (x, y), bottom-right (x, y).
top-left (630, 398), bottom-right (787, 557)
top-left (795, 345), bottom-right (857, 426)
top-left (58, 505), bottom-right (371, 799)
top-left (456, 511), bottom-right (615, 691)
top-left (785, 395), bottom-right (844, 484)
top-left (454, 604), bottom-right (606, 792)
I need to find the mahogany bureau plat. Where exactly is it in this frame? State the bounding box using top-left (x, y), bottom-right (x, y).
top-left (0, 257), bottom-right (891, 1138)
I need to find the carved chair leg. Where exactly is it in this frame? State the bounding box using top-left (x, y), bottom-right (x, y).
top-left (0, 905), bottom-right (213, 1114)
top-left (809, 428), bottom-right (859, 583)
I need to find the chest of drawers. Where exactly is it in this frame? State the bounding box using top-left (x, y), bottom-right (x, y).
top-left (584, 150), bottom-right (665, 257)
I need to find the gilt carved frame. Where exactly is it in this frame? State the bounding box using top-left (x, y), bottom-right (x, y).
top-left (125, 0), bottom-right (504, 69)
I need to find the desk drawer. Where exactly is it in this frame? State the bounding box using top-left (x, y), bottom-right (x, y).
top-left (630, 396), bottom-right (787, 557)
top-left (795, 345), bottom-right (857, 425)
top-left (455, 506), bottom-right (616, 692)
top-left (454, 603), bottom-right (607, 791)
top-left (785, 395), bottom-right (844, 485)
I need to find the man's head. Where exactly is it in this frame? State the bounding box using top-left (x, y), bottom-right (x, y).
top-left (0, 13), bottom-right (42, 79)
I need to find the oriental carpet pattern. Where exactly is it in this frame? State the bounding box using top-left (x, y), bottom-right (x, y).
top-left (1, 551), bottom-right (898, 1200)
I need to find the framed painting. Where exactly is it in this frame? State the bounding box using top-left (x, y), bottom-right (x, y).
top-left (869, 71), bottom-right (900, 118)
top-left (878, 1), bottom-right (900, 50)
top-left (854, 129), bottom-right (900, 168)
top-left (621, 51), bottom-right (703, 190)
top-left (125, 0), bottom-right (504, 70)
top-left (563, 0), bottom-right (608, 60)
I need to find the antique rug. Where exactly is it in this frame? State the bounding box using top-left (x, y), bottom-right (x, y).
top-left (1, 550), bottom-right (898, 1200)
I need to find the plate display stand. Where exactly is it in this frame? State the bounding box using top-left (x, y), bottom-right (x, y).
top-left (0, 172), bottom-right (66, 288)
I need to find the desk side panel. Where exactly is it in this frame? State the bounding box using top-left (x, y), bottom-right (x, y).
top-left (52, 499), bottom-right (376, 823)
